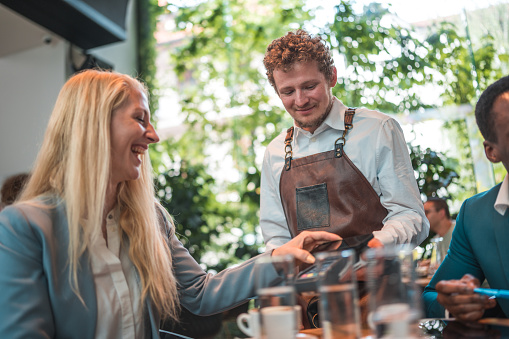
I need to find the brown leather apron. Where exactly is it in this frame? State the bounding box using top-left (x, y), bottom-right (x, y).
top-left (279, 108), bottom-right (388, 239)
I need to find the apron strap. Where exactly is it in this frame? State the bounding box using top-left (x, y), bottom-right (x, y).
top-left (284, 127), bottom-right (294, 171)
top-left (344, 107), bottom-right (355, 129)
top-left (334, 107), bottom-right (356, 158)
top-left (283, 107), bottom-right (356, 169)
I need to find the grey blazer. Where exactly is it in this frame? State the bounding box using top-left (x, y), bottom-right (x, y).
top-left (0, 200), bottom-right (272, 338)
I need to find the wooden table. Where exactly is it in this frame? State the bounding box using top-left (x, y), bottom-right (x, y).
top-left (300, 318), bottom-right (509, 338)
top-left (418, 318), bottom-right (509, 338)
top-left (300, 327), bottom-right (374, 339)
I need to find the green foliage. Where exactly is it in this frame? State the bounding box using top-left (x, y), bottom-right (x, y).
top-left (153, 0), bottom-right (309, 269)
top-left (326, 2), bottom-right (468, 210)
top-left (327, 1), bottom-right (432, 113)
top-left (408, 144), bottom-right (459, 200)
top-left (137, 0), bottom-right (165, 117)
top-left (154, 145), bottom-right (260, 272)
top-left (169, 0), bottom-right (307, 154)
top-left (442, 119), bottom-right (477, 203)
top-left (426, 24), bottom-right (503, 105)
top-left (325, 2), bottom-right (465, 202)
top-left (425, 26), bottom-right (504, 200)
top-left (326, 2), bottom-right (507, 206)
top-left (408, 143), bottom-right (461, 251)
top-left (150, 1), bottom-right (508, 269)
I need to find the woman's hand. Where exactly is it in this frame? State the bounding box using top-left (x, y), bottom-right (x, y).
top-left (272, 231), bottom-right (341, 264)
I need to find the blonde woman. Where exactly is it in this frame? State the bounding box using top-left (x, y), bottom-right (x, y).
top-left (0, 69), bottom-right (339, 338)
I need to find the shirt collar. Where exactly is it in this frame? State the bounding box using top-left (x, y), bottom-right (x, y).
top-left (292, 97), bottom-right (348, 137)
top-left (494, 175), bottom-right (509, 216)
top-left (325, 97), bottom-right (347, 131)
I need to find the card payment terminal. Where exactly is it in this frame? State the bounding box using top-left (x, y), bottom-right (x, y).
top-left (295, 233), bottom-right (373, 293)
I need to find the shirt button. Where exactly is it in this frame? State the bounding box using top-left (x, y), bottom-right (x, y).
top-left (311, 137), bottom-right (316, 142)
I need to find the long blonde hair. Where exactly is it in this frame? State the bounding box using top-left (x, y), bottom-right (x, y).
top-left (19, 69), bottom-right (179, 321)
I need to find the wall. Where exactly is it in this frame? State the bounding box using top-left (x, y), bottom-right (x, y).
top-left (0, 1), bottom-right (138, 183)
top-left (0, 40), bottom-right (66, 182)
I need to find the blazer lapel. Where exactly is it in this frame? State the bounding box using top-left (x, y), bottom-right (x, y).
top-left (146, 298), bottom-right (160, 338)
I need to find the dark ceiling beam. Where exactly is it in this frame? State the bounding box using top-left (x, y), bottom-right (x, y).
top-left (0, 0), bottom-right (129, 50)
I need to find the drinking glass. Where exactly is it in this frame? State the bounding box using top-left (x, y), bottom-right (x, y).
top-left (316, 249), bottom-right (361, 339)
top-left (428, 237), bottom-right (444, 277)
top-left (366, 245), bottom-right (422, 338)
top-left (254, 254), bottom-right (298, 339)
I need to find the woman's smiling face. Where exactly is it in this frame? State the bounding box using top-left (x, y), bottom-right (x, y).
top-left (109, 88), bottom-right (159, 187)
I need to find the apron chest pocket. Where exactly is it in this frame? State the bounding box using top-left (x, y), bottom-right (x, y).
top-left (296, 183), bottom-right (330, 231)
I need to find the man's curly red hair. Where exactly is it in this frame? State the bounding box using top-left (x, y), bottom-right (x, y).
top-left (263, 29), bottom-right (335, 92)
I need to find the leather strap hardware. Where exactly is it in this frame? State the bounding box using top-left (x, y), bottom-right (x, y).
top-left (334, 134), bottom-right (346, 158)
top-left (284, 127), bottom-right (294, 170)
top-left (335, 107), bottom-right (356, 158)
top-left (283, 107), bottom-right (357, 166)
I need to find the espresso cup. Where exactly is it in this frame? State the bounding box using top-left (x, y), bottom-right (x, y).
top-left (236, 308), bottom-right (260, 339)
top-left (260, 305), bottom-right (298, 339)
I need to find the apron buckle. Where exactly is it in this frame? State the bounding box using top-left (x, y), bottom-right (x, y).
top-left (334, 137), bottom-right (345, 158)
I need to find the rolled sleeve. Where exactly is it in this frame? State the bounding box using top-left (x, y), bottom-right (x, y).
top-left (373, 118), bottom-right (429, 245)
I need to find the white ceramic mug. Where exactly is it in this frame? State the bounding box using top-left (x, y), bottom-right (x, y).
top-left (236, 308), bottom-right (260, 338)
top-left (260, 305), bottom-right (298, 339)
top-left (237, 305), bottom-right (301, 339)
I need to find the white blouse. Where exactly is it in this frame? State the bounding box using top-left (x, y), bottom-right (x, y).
top-left (88, 208), bottom-right (146, 338)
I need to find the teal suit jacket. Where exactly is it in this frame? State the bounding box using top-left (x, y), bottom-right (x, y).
top-left (423, 183), bottom-right (509, 317)
top-left (0, 200), bottom-right (272, 338)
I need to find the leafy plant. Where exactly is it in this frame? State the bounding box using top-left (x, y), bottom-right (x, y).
top-left (149, 1), bottom-right (508, 269)
top-left (136, 0), bottom-right (165, 116)
top-left (154, 148), bottom-right (261, 272)
top-left (409, 144), bottom-right (459, 200)
top-left (151, 0), bottom-right (310, 269)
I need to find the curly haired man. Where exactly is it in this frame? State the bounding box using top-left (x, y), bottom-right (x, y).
top-left (259, 30), bottom-right (429, 251)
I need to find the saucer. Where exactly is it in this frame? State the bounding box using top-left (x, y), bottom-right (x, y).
top-left (296, 334), bottom-right (318, 339)
top-left (235, 335), bottom-right (317, 339)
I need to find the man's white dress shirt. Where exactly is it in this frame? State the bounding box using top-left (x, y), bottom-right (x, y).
top-left (494, 174), bottom-right (509, 216)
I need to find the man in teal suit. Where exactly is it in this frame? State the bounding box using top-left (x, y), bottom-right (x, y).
top-left (423, 75), bottom-right (509, 321)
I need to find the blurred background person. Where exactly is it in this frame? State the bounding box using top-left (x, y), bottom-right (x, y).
top-left (0, 172), bottom-right (29, 211)
top-left (424, 197), bottom-right (455, 261)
